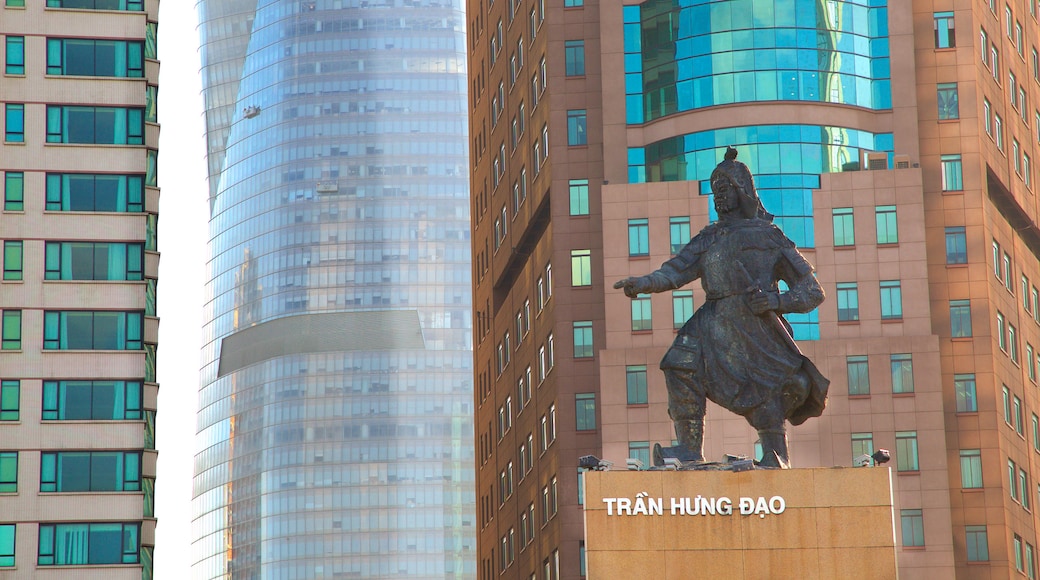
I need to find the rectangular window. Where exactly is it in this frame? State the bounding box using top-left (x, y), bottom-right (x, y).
top-left (628, 441), bottom-right (650, 468)
top-left (836, 282), bottom-right (859, 321)
top-left (1017, 535), bottom-right (1026, 572)
top-left (40, 451), bottom-right (141, 492)
top-left (38, 522), bottom-right (140, 565)
top-left (3, 172), bottom-right (23, 211)
top-left (875, 206), bottom-right (897, 244)
top-left (43, 310), bottom-right (144, 350)
top-left (1, 310), bottom-right (20, 350)
top-left (669, 217), bottom-right (690, 254)
top-left (628, 218), bottom-right (649, 256)
top-left (568, 179), bottom-right (589, 216)
top-left (890, 354), bottom-right (913, 394)
top-left (880, 280), bottom-right (902, 320)
top-left (1015, 395), bottom-right (1024, 434)
top-left (1030, 345), bottom-right (1036, 381)
top-left (832, 208), bottom-right (854, 246)
top-left (42, 380), bottom-right (142, 421)
top-left (46, 105), bottom-right (145, 145)
top-left (1026, 154), bottom-right (1032, 189)
top-left (1034, 414), bottom-right (1040, 452)
top-left (985, 99), bottom-right (993, 134)
top-left (46, 0), bottom-right (144, 9)
top-left (567, 110), bottom-right (587, 146)
top-left (998, 311), bottom-right (1007, 351)
top-left (940, 154), bottom-right (963, 191)
top-left (3, 241), bottom-right (22, 281)
top-left (1010, 323), bottom-right (1020, 362)
top-left (945, 226), bottom-right (966, 263)
top-left (934, 11), bottom-right (955, 48)
top-left (570, 250), bottom-right (591, 286)
top-left (900, 509), bottom-right (924, 547)
top-left (1021, 468), bottom-right (1030, 508)
top-left (572, 321), bottom-right (593, 358)
top-left (4, 104), bottom-right (24, 143)
top-left (672, 290), bottom-right (693, 329)
top-left (46, 38), bottom-right (144, 77)
top-left (1028, 544), bottom-right (1036, 580)
top-left (851, 432), bottom-right (874, 464)
top-left (950, 300), bottom-right (972, 337)
top-left (564, 0), bottom-right (582, 5)
top-left (937, 83), bottom-right (959, 118)
top-left (0, 451), bottom-right (15, 492)
top-left (575, 393), bottom-right (595, 431)
top-left (0, 524), bottom-right (12, 568)
top-left (966, 526), bottom-right (989, 561)
top-left (955, 373), bottom-right (977, 412)
top-left (960, 449), bottom-right (983, 488)
top-left (45, 242), bottom-right (143, 281)
top-left (996, 113), bottom-right (1004, 149)
top-left (46, 174), bottom-right (145, 212)
top-left (0, 380), bottom-right (17, 421)
top-left (847, 355), bottom-right (869, 395)
top-left (564, 40), bottom-right (585, 76)
top-left (896, 431), bottom-right (919, 471)
top-left (626, 365), bottom-right (647, 405)
top-left (1004, 385), bottom-right (1013, 424)
top-left (631, 294), bottom-right (652, 331)
top-left (5, 36), bottom-right (24, 75)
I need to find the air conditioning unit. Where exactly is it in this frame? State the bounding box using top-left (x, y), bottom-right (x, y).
top-left (866, 152), bottom-right (888, 170)
top-left (894, 154), bottom-right (911, 169)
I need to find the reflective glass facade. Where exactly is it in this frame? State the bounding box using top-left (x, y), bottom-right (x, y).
top-left (624, 0), bottom-right (891, 123)
top-left (193, 1), bottom-right (474, 578)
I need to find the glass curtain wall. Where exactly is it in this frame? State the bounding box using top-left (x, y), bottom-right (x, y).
top-left (192, 1), bottom-right (474, 578)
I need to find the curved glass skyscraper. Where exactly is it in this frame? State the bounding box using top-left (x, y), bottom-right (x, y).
top-left (192, 1), bottom-right (474, 578)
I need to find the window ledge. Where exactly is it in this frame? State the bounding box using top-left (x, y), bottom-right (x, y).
top-left (834, 245), bottom-right (856, 250)
top-left (44, 143), bottom-right (144, 149)
top-left (42, 280), bottom-right (146, 284)
top-left (630, 330), bottom-right (653, 335)
top-left (960, 488), bottom-right (984, 493)
top-left (955, 411), bottom-right (979, 416)
top-left (945, 263), bottom-right (969, 268)
top-left (0, 350), bottom-right (23, 354)
top-left (951, 337), bottom-right (973, 342)
top-left (901, 546), bottom-right (926, 551)
top-left (0, 421), bottom-right (21, 425)
top-left (837, 320), bottom-right (861, 325)
top-left (892, 392), bottom-right (915, 398)
top-left (43, 74), bottom-right (143, 81)
top-left (42, 350), bottom-right (144, 354)
top-left (37, 564), bottom-right (141, 569)
top-left (896, 470), bottom-right (920, 476)
top-left (3, 141), bottom-right (25, 146)
top-left (1, 280), bottom-right (23, 284)
top-left (881, 318), bottom-right (904, 324)
top-left (41, 420), bottom-right (145, 424)
top-left (1, 210), bottom-right (25, 214)
top-left (877, 243), bottom-right (899, 248)
top-left (41, 491), bottom-right (143, 496)
top-left (937, 118), bottom-right (960, 123)
top-left (941, 189), bottom-right (965, 196)
top-left (848, 394), bottom-right (871, 400)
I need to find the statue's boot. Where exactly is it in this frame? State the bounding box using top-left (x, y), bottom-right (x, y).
top-left (652, 419), bottom-right (705, 466)
top-left (756, 429), bottom-right (790, 469)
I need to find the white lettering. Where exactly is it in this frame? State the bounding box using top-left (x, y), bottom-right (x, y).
top-left (648, 497), bottom-right (663, 515)
top-left (755, 497), bottom-right (770, 518)
top-left (633, 495), bottom-right (648, 516)
top-left (716, 497), bottom-right (732, 515)
top-left (617, 497), bottom-right (631, 515)
top-left (603, 497), bottom-right (616, 516)
top-left (670, 497), bottom-right (685, 515)
top-left (769, 496), bottom-right (786, 514)
top-left (739, 497), bottom-right (754, 515)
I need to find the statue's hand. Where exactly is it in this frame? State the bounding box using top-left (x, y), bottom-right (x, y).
top-left (614, 277), bottom-right (649, 298)
top-left (749, 289), bottom-right (780, 314)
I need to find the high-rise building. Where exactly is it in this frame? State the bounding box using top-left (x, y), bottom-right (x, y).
top-left (470, 0), bottom-right (1040, 577)
top-left (191, 1), bottom-right (475, 578)
top-left (0, 0), bottom-right (160, 577)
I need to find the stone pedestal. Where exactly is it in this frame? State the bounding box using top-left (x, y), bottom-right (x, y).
top-left (584, 467), bottom-right (897, 580)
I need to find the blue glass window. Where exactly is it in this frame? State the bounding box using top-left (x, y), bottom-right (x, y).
top-left (46, 0), bottom-right (143, 9)
top-left (43, 311), bottom-right (143, 350)
top-left (5, 104), bottom-right (23, 143)
top-left (934, 12), bottom-right (955, 48)
top-left (45, 242), bottom-right (144, 281)
top-left (40, 451), bottom-right (141, 492)
top-left (38, 523), bottom-right (139, 565)
top-left (46, 106), bottom-right (144, 145)
top-left (565, 40), bottom-right (585, 76)
top-left (42, 380), bottom-right (143, 420)
top-left (46, 174), bottom-right (144, 212)
top-left (567, 109), bottom-right (587, 145)
top-left (5, 36), bottom-right (24, 75)
top-left (46, 39), bottom-right (143, 77)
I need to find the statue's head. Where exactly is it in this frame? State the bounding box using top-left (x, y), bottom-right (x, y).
top-left (710, 147), bottom-right (772, 221)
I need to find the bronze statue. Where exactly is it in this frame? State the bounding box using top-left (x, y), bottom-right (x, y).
top-left (614, 147), bottom-right (829, 468)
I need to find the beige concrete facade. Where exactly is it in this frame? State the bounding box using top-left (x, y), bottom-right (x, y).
top-left (472, 0), bottom-right (1040, 579)
top-left (583, 468), bottom-right (897, 580)
top-left (0, 1), bottom-right (160, 577)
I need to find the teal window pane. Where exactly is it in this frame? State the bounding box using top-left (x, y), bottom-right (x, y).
top-left (950, 300), bottom-right (972, 338)
top-left (5, 36), bottom-right (24, 75)
top-left (567, 109), bottom-right (587, 145)
top-left (937, 83), bottom-right (959, 119)
top-left (628, 218), bottom-right (649, 256)
top-left (2, 240), bottom-right (21, 280)
top-left (4, 104), bottom-right (24, 142)
top-left (880, 280), bottom-right (902, 319)
top-left (0, 452), bottom-right (16, 492)
top-left (1, 310), bottom-right (20, 350)
top-left (0, 523), bottom-right (13, 567)
top-left (626, 365), bottom-right (647, 404)
top-left (3, 172), bottom-right (23, 211)
top-left (0, 380), bottom-right (18, 421)
top-left (568, 179), bottom-right (589, 216)
top-left (945, 226), bottom-right (966, 264)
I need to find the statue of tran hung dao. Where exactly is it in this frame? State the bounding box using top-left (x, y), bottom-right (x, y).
top-left (614, 147), bottom-right (829, 469)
